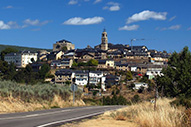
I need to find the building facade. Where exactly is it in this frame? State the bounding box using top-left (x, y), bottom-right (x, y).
top-left (53, 39), bottom-right (75, 51)
top-left (4, 51), bottom-right (38, 67)
top-left (101, 29), bottom-right (108, 50)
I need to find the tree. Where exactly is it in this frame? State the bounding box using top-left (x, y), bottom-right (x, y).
top-left (156, 46), bottom-right (191, 98)
top-left (0, 48), bottom-right (18, 61)
top-left (126, 71), bottom-right (133, 81)
top-left (38, 64), bottom-right (50, 80)
top-left (87, 59), bottom-right (98, 66)
top-left (128, 83), bottom-right (135, 90)
top-left (0, 60), bottom-right (8, 77)
top-left (72, 61), bottom-right (78, 67)
top-left (131, 94), bottom-right (141, 103)
top-left (4, 62), bottom-right (16, 80)
top-left (24, 64), bottom-right (35, 84)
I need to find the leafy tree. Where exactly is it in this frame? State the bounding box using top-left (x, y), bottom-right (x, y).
top-left (3, 62), bottom-right (17, 80)
top-left (87, 59), bottom-right (98, 66)
top-left (0, 60), bottom-right (8, 76)
top-left (131, 94), bottom-right (141, 103)
top-left (72, 61), bottom-right (78, 67)
top-left (24, 64), bottom-right (36, 84)
top-left (126, 71), bottom-right (133, 81)
top-left (38, 64), bottom-right (50, 80)
top-left (156, 46), bottom-right (191, 98)
top-left (128, 83), bottom-right (135, 90)
top-left (0, 48), bottom-right (18, 61)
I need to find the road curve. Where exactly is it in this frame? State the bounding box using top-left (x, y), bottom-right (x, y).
top-left (0, 106), bottom-right (125, 127)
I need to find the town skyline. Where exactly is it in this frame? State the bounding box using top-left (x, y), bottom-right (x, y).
top-left (0, 0), bottom-right (191, 52)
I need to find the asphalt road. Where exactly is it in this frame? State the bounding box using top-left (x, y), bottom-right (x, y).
top-left (0, 106), bottom-right (124, 127)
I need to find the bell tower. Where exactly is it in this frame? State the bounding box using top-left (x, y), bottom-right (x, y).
top-left (101, 29), bottom-right (108, 50)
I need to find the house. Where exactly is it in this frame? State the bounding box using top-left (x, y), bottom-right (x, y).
top-left (51, 58), bottom-right (73, 69)
top-left (74, 70), bottom-right (89, 86)
top-left (146, 65), bottom-right (164, 79)
top-left (62, 49), bottom-right (76, 59)
top-left (97, 59), bottom-right (115, 69)
top-left (89, 71), bottom-right (106, 91)
top-left (94, 49), bottom-right (107, 59)
top-left (115, 63), bottom-right (129, 71)
top-left (4, 51), bottom-right (38, 68)
top-left (105, 74), bottom-right (120, 86)
top-left (31, 63), bottom-right (43, 72)
top-left (89, 71), bottom-right (105, 85)
top-left (128, 45), bottom-right (148, 52)
top-left (37, 50), bottom-right (50, 61)
top-left (55, 69), bottom-right (73, 84)
top-left (81, 53), bottom-right (95, 60)
top-left (53, 39), bottom-right (75, 51)
top-left (133, 82), bottom-right (148, 90)
top-left (61, 58), bottom-right (73, 68)
top-left (47, 51), bottom-right (63, 60)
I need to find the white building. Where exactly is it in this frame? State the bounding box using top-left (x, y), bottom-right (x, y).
top-left (89, 71), bottom-right (105, 85)
top-left (146, 66), bottom-right (163, 79)
top-left (73, 71), bottom-right (106, 90)
top-left (4, 51), bottom-right (38, 67)
top-left (134, 82), bottom-right (148, 90)
top-left (74, 70), bottom-right (89, 86)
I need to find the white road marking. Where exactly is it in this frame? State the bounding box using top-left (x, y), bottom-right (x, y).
top-left (0, 106), bottom-right (118, 121)
top-left (37, 107), bottom-right (120, 127)
top-left (0, 109), bottom-right (72, 120)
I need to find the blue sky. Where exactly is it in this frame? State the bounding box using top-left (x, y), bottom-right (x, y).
top-left (0, 0), bottom-right (191, 52)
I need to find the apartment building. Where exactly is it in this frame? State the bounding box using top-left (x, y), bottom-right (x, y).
top-left (4, 51), bottom-right (38, 67)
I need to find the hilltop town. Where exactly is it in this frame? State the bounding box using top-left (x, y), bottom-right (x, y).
top-left (1, 29), bottom-right (170, 96)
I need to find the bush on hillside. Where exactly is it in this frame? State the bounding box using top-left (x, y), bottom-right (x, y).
top-left (0, 80), bottom-right (75, 102)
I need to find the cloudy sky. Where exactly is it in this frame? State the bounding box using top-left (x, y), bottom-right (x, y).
top-left (0, 0), bottom-right (191, 52)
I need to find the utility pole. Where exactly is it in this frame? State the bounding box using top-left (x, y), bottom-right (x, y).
top-left (154, 86), bottom-right (158, 111)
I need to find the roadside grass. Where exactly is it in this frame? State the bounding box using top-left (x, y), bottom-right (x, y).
top-left (106, 98), bottom-right (186, 127)
top-left (61, 98), bottom-right (188, 127)
top-left (0, 80), bottom-right (85, 113)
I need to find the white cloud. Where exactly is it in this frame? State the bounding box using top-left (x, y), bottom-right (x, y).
top-left (169, 16), bottom-right (176, 22)
top-left (63, 17), bottom-right (104, 25)
top-left (0, 21), bottom-right (10, 30)
top-left (94, 0), bottom-right (102, 4)
top-left (68, 0), bottom-right (78, 5)
top-left (157, 25), bottom-right (181, 31)
top-left (119, 25), bottom-right (139, 31)
top-left (23, 19), bottom-right (50, 26)
top-left (4, 5), bottom-right (13, 9)
top-left (103, 2), bottom-right (120, 11)
top-left (127, 10), bottom-right (167, 24)
top-left (169, 25), bottom-right (181, 30)
top-left (7, 21), bottom-right (20, 29)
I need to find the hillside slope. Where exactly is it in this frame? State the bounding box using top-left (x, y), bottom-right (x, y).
top-left (0, 44), bottom-right (51, 52)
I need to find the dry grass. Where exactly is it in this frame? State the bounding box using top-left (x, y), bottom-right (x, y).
top-left (0, 95), bottom-right (85, 114)
top-left (105, 98), bottom-right (186, 127)
top-left (60, 98), bottom-right (187, 127)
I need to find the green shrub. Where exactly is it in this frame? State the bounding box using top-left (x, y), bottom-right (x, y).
top-left (131, 94), bottom-right (141, 103)
top-left (171, 97), bottom-right (191, 108)
top-left (0, 80), bottom-right (72, 102)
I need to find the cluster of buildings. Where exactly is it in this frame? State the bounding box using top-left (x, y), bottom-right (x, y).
top-left (4, 29), bottom-right (170, 88)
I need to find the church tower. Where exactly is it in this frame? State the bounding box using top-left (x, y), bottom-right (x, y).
top-left (101, 29), bottom-right (108, 50)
